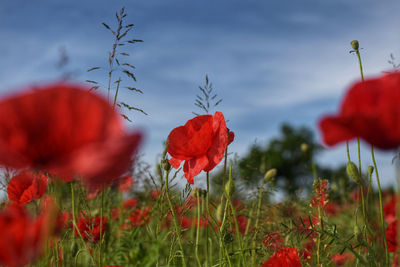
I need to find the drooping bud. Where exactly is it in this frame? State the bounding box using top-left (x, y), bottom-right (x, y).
top-left (264, 168), bottom-right (277, 182)
top-left (346, 161), bottom-right (361, 184)
top-left (351, 40), bottom-right (359, 50)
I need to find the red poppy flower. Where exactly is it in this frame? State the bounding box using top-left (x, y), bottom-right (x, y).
top-left (319, 72), bottom-right (400, 149)
top-left (386, 219), bottom-right (398, 252)
top-left (263, 231), bottom-right (284, 252)
top-left (129, 207), bottom-right (151, 227)
top-left (384, 195), bottom-right (397, 224)
top-left (123, 198), bottom-right (138, 209)
top-left (168, 111), bottom-right (234, 184)
top-left (7, 171), bottom-right (47, 204)
top-left (262, 247), bottom-right (302, 267)
top-left (116, 175), bottom-right (133, 193)
top-left (332, 253), bottom-right (354, 266)
top-left (75, 215), bottom-right (107, 243)
top-left (0, 83), bottom-right (142, 188)
top-left (0, 202), bottom-right (55, 267)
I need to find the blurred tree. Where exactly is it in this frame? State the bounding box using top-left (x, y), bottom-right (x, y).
top-left (212, 123), bottom-right (349, 198)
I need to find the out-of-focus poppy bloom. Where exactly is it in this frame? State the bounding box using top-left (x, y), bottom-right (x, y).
top-left (129, 207), bottom-right (151, 227)
top-left (0, 83), bottom-right (142, 189)
top-left (332, 253), bottom-right (354, 266)
top-left (263, 231), bottom-right (284, 252)
top-left (324, 202), bottom-right (339, 216)
top-left (386, 220), bottom-right (398, 252)
top-left (116, 175), bottom-right (133, 193)
top-left (384, 195), bottom-right (397, 224)
top-left (262, 247), bottom-right (302, 267)
top-left (0, 203), bottom-right (55, 267)
top-left (7, 171), bottom-right (47, 204)
top-left (151, 189), bottom-right (161, 199)
top-left (319, 73), bottom-right (400, 149)
top-left (75, 215), bottom-right (107, 243)
top-left (168, 111), bottom-right (234, 184)
top-left (123, 198), bottom-right (138, 209)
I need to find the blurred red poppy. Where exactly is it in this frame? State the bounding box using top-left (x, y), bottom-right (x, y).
top-left (384, 195), bottom-right (397, 224)
top-left (116, 175), bottom-right (133, 193)
top-left (0, 202), bottom-right (55, 267)
top-left (123, 198), bottom-right (138, 209)
top-left (7, 171), bottom-right (47, 204)
top-left (0, 83), bottom-right (142, 188)
top-left (75, 215), bottom-right (107, 243)
top-left (263, 231), bottom-right (284, 252)
top-left (129, 207), bottom-right (151, 227)
top-left (332, 252), bottom-right (354, 265)
top-left (319, 72), bottom-right (400, 149)
top-left (262, 247), bottom-right (302, 267)
top-left (168, 111), bottom-right (234, 184)
top-left (386, 219), bottom-right (398, 252)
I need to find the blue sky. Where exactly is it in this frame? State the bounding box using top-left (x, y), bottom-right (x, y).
top-left (1, 0), bottom-right (400, 189)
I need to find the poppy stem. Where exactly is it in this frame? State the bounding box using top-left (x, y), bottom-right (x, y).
top-left (164, 169), bottom-right (187, 267)
top-left (371, 145), bottom-right (390, 266)
top-left (352, 41), bottom-right (389, 265)
top-left (99, 185), bottom-right (104, 266)
top-left (346, 141), bottom-right (351, 162)
top-left (225, 165), bottom-right (246, 266)
top-left (70, 183), bottom-right (97, 265)
top-left (195, 189), bottom-right (202, 267)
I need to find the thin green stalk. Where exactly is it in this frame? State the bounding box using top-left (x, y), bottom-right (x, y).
top-left (99, 185), bottom-right (104, 267)
top-left (195, 190), bottom-right (202, 267)
top-left (206, 172), bottom-right (210, 267)
top-left (251, 178), bottom-right (266, 265)
top-left (70, 183), bottom-right (97, 265)
top-left (371, 145), bottom-right (389, 265)
top-left (353, 41), bottom-right (388, 265)
top-left (346, 141), bottom-right (351, 162)
top-left (165, 169), bottom-right (187, 267)
top-left (112, 78), bottom-right (121, 109)
top-left (225, 165), bottom-right (245, 266)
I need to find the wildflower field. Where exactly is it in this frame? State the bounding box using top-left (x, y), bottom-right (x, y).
top-left (2, 3), bottom-right (400, 267)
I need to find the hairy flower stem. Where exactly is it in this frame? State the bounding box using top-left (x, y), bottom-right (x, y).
top-left (195, 190), bottom-right (202, 267)
top-left (70, 183), bottom-right (97, 265)
top-left (225, 165), bottom-right (245, 266)
top-left (99, 185), bottom-right (104, 267)
top-left (164, 169), bottom-right (187, 267)
top-left (346, 141), bottom-right (351, 162)
top-left (371, 146), bottom-right (389, 265)
top-left (353, 43), bottom-right (389, 265)
top-left (251, 178), bottom-right (267, 265)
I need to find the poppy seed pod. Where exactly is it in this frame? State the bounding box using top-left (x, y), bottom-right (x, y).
top-left (351, 40), bottom-right (359, 50)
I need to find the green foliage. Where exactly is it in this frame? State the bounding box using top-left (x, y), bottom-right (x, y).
top-left (237, 124), bottom-right (346, 196)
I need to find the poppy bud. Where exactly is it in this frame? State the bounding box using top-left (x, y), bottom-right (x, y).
top-left (351, 40), bottom-right (359, 50)
top-left (346, 161), bottom-right (361, 184)
top-left (300, 143), bottom-right (309, 152)
top-left (162, 159), bottom-right (171, 172)
top-left (264, 168), bottom-right (277, 183)
top-left (225, 178), bottom-right (234, 197)
top-left (368, 166), bottom-right (374, 175)
top-left (216, 203), bottom-right (224, 222)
